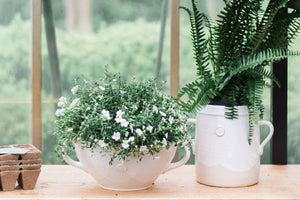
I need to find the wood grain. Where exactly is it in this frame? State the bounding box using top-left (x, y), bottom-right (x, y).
top-left (32, 0), bottom-right (42, 150)
top-left (1, 165), bottom-right (299, 199)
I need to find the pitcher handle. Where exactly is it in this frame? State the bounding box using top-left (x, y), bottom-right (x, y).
top-left (62, 148), bottom-right (87, 173)
top-left (258, 120), bottom-right (274, 156)
top-left (163, 146), bottom-right (191, 173)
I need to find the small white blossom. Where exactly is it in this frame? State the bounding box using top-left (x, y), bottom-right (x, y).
top-left (128, 136), bottom-right (135, 142)
top-left (120, 119), bottom-right (129, 127)
top-left (169, 116), bottom-right (174, 124)
top-left (71, 85), bottom-right (79, 95)
top-left (179, 125), bottom-right (183, 132)
top-left (94, 138), bottom-right (98, 142)
top-left (98, 140), bottom-right (107, 148)
top-left (139, 145), bottom-right (148, 152)
top-left (125, 132), bottom-right (129, 137)
top-left (136, 128), bottom-right (143, 136)
top-left (165, 133), bottom-right (168, 138)
top-left (114, 117), bottom-right (123, 123)
top-left (99, 86), bottom-right (105, 91)
top-left (112, 132), bottom-right (121, 141)
top-left (98, 95), bottom-right (103, 100)
top-left (69, 98), bottom-right (80, 109)
top-left (162, 138), bottom-right (167, 147)
top-left (112, 79), bottom-right (116, 82)
top-left (120, 90), bottom-right (126, 94)
top-left (133, 105), bottom-right (138, 110)
top-left (87, 107), bottom-right (91, 111)
top-left (66, 128), bottom-right (73, 132)
top-left (55, 108), bottom-right (65, 117)
top-left (116, 110), bottom-right (125, 118)
top-left (101, 109), bottom-right (111, 121)
top-left (58, 96), bottom-right (67, 107)
top-left (121, 140), bottom-right (130, 149)
top-left (146, 125), bottom-right (153, 133)
top-left (153, 105), bottom-right (159, 114)
top-left (159, 111), bottom-right (166, 117)
top-left (130, 124), bottom-right (134, 133)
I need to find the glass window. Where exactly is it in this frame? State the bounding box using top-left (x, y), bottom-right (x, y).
top-left (288, 33), bottom-right (300, 164)
top-left (42, 0), bottom-right (170, 164)
top-left (0, 0), bottom-right (32, 145)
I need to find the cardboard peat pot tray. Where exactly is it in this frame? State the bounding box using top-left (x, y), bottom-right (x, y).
top-left (0, 144), bottom-right (41, 191)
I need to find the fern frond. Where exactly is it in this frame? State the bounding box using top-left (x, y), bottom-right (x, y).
top-left (247, 0), bottom-right (290, 53)
top-left (218, 49), bottom-right (299, 90)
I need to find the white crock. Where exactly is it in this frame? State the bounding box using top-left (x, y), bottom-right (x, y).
top-left (63, 142), bottom-right (190, 191)
top-left (188, 105), bottom-right (274, 187)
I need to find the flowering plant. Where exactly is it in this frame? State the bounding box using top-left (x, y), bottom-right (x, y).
top-left (55, 73), bottom-right (191, 164)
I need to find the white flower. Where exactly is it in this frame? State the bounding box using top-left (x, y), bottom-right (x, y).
top-left (112, 132), bottom-right (121, 141)
top-left (133, 105), bottom-right (138, 111)
top-left (66, 128), bottom-right (73, 132)
top-left (162, 138), bottom-right (167, 147)
top-left (135, 128), bottom-right (143, 136)
top-left (98, 140), bottom-right (107, 148)
top-left (86, 107), bottom-right (91, 111)
top-left (165, 133), bottom-right (168, 138)
top-left (120, 119), bottom-right (129, 127)
top-left (139, 145), bottom-right (148, 152)
top-left (116, 110), bottom-right (125, 118)
top-left (69, 98), bottom-right (80, 109)
top-left (159, 111), bottom-right (166, 117)
top-left (114, 117), bottom-right (123, 123)
top-left (146, 125), bottom-right (153, 133)
top-left (112, 79), bottom-right (116, 82)
top-left (179, 124), bottom-right (187, 133)
top-left (57, 96), bottom-right (67, 107)
top-left (169, 116), bottom-right (174, 124)
top-left (120, 90), bottom-right (126, 94)
top-left (128, 136), bottom-right (135, 142)
top-left (99, 86), bottom-right (105, 91)
top-left (98, 95), bottom-right (103, 100)
top-left (153, 105), bottom-right (158, 114)
top-left (101, 109), bottom-right (111, 121)
top-left (125, 132), bottom-right (129, 137)
top-left (121, 140), bottom-right (129, 149)
top-left (55, 108), bottom-right (65, 117)
top-left (71, 85), bottom-right (79, 95)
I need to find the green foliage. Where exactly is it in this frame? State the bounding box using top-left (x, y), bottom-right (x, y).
top-left (55, 72), bottom-right (191, 164)
top-left (178, 0), bottom-right (300, 141)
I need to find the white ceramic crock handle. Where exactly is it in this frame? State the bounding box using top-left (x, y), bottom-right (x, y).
top-left (62, 148), bottom-right (87, 172)
top-left (258, 120), bottom-right (274, 156)
top-left (163, 146), bottom-right (191, 174)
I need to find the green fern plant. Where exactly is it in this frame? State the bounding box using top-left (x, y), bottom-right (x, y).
top-left (178, 0), bottom-right (300, 141)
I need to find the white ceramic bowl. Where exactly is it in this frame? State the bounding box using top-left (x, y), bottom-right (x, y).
top-left (63, 142), bottom-right (190, 191)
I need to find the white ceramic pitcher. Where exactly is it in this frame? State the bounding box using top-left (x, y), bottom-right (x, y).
top-left (188, 105), bottom-right (274, 187)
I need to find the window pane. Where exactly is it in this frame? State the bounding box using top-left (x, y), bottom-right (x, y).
top-left (42, 0), bottom-right (170, 164)
top-left (288, 33), bottom-right (300, 164)
top-left (0, 1), bottom-right (31, 145)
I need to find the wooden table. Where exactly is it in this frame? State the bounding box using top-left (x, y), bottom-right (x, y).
top-left (1, 165), bottom-right (300, 200)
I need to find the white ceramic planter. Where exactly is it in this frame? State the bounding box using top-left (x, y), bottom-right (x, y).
top-left (63, 142), bottom-right (190, 191)
top-left (188, 105), bottom-right (274, 187)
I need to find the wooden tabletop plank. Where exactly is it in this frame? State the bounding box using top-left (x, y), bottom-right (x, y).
top-left (0, 165), bottom-right (300, 200)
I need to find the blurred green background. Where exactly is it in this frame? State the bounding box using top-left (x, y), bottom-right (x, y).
top-left (0, 0), bottom-right (299, 164)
